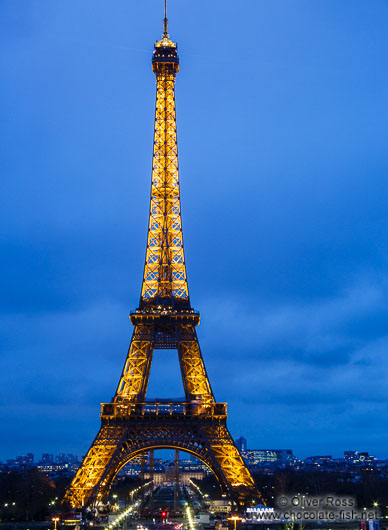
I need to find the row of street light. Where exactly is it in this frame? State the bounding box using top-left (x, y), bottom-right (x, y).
top-left (103, 501), bottom-right (140, 530)
top-left (185, 505), bottom-right (195, 530)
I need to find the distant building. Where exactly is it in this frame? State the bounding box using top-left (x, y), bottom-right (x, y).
top-left (344, 451), bottom-right (359, 463)
top-left (207, 499), bottom-right (231, 514)
top-left (344, 451), bottom-right (375, 465)
top-left (181, 458), bottom-right (210, 473)
top-left (55, 453), bottom-right (79, 464)
top-left (37, 463), bottom-right (57, 473)
top-left (144, 471), bottom-right (205, 485)
top-left (235, 436), bottom-right (247, 452)
top-left (243, 449), bottom-right (293, 466)
top-left (304, 455), bottom-right (333, 467)
top-left (15, 453), bottom-right (34, 466)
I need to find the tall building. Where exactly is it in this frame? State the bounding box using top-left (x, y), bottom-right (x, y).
top-left (243, 449), bottom-right (293, 466)
top-left (235, 437), bottom-right (247, 452)
top-left (344, 451), bottom-right (375, 465)
top-left (344, 450), bottom-right (358, 463)
top-left (56, 453), bottom-right (66, 464)
top-left (304, 455), bottom-right (333, 467)
top-left (16, 453), bottom-right (34, 466)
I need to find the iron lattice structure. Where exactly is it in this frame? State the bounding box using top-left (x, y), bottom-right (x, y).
top-left (64, 22), bottom-right (258, 509)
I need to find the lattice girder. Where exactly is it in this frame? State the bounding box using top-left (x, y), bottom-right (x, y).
top-left (178, 326), bottom-right (214, 403)
top-left (63, 29), bottom-right (259, 512)
top-left (141, 62), bottom-right (188, 303)
top-left (114, 326), bottom-right (153, 402)
top-left (65, 411), bottom-right (259, 509)
top-left (63, 425), bottom-right (126, 508)
top-left (114, 318), bottom-right (214, 404)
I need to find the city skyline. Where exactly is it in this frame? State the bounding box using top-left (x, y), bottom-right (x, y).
top-left (1, 0), bottom-right (388, 461)
top-left (0, 442), bottom-right (382, 465)
top-left (0, 446), bottom-right (380, 467)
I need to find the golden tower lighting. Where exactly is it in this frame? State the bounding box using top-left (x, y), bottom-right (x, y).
top-left (63, 7), bottom-right (259, 510)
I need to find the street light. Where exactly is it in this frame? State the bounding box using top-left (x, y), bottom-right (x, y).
top-left (52, 517), bottom-right (60, 530)
top-left (228, 516), bottom-right (242, 530)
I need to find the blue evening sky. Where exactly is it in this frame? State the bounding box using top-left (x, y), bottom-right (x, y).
top-left (1, 0), bottom-right (388, 461)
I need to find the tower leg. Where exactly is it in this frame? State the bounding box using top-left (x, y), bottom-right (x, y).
top-left (141, 453), bottom-right (146, 502)
top-left (174, 449), bottom-right (179, 513)
top-left (149, 449), bottom-right (154, 499)
top-left (62, 425), bottom-right (125, 509)
top-left (114, 328), bottom-right (154, 402)
top-left (209, 425), bottom-right (260, 507)
top-left (177, 325), bottom-right (214, 402)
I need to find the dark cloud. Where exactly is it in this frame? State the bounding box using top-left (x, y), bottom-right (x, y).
top-left (1, 0), bottom-right (388, 460)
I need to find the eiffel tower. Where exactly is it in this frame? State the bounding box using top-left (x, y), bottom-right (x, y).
top-left (64, 8), bottom-right (257, 510)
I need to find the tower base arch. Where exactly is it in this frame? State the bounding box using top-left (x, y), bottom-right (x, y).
top-left (64, 402), bottom-right (259, 510)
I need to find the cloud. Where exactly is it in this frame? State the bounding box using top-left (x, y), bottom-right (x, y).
top-left (0, 300), bottom-right (131, 405)
top-left (200, 275), bottom-right (388, 365)
top-left (1, 268), bottom-right (388, 459)
top-left (192, 276), bottom-right (388, 456)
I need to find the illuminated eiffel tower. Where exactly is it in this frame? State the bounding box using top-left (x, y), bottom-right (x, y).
top-left (64, 7), bottom-right (257, 510)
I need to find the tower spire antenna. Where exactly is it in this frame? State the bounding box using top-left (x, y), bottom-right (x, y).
top-left (163, 0), bottom-right (168, 36)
